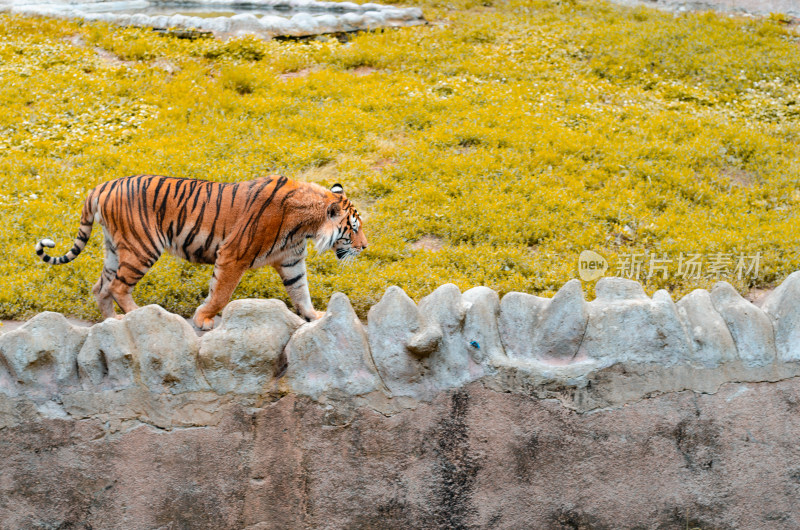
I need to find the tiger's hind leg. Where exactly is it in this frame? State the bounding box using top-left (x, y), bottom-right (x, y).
top-left (93, 231), bottom-right (119, 320)
top-left (192, 259), bottom-right (248, 330)
top-left (108, 247), bottom-right (159, 315)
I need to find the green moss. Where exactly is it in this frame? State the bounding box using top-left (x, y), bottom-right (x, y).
top-left (0, 2), bottom-right (798, 321)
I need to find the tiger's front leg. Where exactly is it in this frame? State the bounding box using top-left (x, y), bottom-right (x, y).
top-left (193, 258), bottom-right (248, 331)
top-left (273, 256), bottom-right (322, 322)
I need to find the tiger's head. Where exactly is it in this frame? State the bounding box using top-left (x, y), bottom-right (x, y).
top-left (315, 183), bottom-right (367, 263)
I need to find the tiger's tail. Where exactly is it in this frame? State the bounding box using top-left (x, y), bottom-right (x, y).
top-left (36, 193), bottom-right (97, 265)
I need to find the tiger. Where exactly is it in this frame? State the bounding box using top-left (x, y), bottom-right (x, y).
top-left (34, 175), bottom-right (367, 330)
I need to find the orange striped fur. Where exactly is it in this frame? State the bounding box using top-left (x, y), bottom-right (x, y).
top-left (35, 175), bottom-right (367, 329)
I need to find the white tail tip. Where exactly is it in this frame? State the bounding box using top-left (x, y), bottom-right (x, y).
top-left (41, 239), bottom-right (55, 248)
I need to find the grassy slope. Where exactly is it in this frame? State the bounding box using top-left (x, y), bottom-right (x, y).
top-left (0, 1), bottom-right (798, 320)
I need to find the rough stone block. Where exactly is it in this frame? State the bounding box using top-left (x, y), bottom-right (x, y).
top-left (676, 289), bottom-right (737, 367)
top-left (762, 271), bottom-right (800, 362)
top-left (230, 13), bottom-right (261, 33)
top-left (77, 317), bottom-right (136, 390)
top-left (0, 312), bottom-right (88, 398)
top-left (77, 305), bottom-right (207, 394)
top-left (199, 299), bottom-right (305, 394)
top-left (367, 286), bottom-right (426, 397)
top-left (498, 292), bottom-right (548, 360)
top-left (285, 293), bottom-right (382, 399)
top-left (414, 284), bottom-right (485, 393)
top-left (710, 282), bottom-right (777, 366)
top-left (529, 279), bottom-right (588, 363)
top-left (462, 286), bottom-right (506, 365)
top-left (579, 277), bottom-right (693, 366)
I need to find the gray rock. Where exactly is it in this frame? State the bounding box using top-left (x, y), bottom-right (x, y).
top-left (676, 289), bottom-right (737, 367)
top-left (498, 292), bottom-right (548, 360)
top-left (406, 327), bottom-right (442, 357)
top-left (762, 272), bottom-right (800, 362)
top-left (463, 287), bottom-right (506, 365)
top-left (230, 13), bottom-right (262, 33)
top-left (579, 277), bottom-right (693, 366)
top-left (10, 0), bottom-right (427, 39)
top-left (284, 293), bottom-right (383, 399)
top-left (199, 299), bottom-right (304, 394)
top-left (711, 282), bottom-right (777, 366)
top-left (414, 284), bottom-right (484, 394)
top-left (367, 286), bottom-right (426, 397)
top-left (77, 305), bottom-right (207, 393)
top-left (77, 317), bottom-right (136, 390)
top-left (595, 276), bottom-right (648, 301)
top-left (0, 312), bottom-right (88, 398)
top-left (260, 14), bottom-right (291, 33)
top-left (529, 279), bottom-right (588, 363)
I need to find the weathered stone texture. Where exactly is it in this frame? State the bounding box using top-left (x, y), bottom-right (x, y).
top-left (3, 381), bottom-right (800, 528)
top-left (0, 312), bottom-right (88, 398)
top-left (498, 291), bottom-right (548, 360)
top-left (762, 271), bottom-right (800, 362)
top-left (199, 299), bottom-right (304, 394)
top-left (579, 278), bottom-right (693, 366)
top-left (1, 271), bottom-right (800, 527)
top-left (676, 288), bottom-right (738, 367)
top-left (284, 292), bottom-right (383, 399)
top-left (78, 304), bottom-right (206, 394)
top-left (368, 286), bottom-right (427, 397)
top-left (711, 281), bottom-right (777, 366)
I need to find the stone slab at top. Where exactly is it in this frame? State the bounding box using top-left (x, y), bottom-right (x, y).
top-left (1, 0), bottom-right (427, 38)
top-left (605, 0), bottom-right (800, 17)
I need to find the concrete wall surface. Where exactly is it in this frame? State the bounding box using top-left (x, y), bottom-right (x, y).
top-left (2, 274), bottom-right (800, 528)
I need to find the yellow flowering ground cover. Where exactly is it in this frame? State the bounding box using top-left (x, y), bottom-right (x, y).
top-left (0, 1), bottom-right (798, 320)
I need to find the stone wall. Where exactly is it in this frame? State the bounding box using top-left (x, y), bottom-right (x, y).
top-left (1, 273), bottom-right (799, 528)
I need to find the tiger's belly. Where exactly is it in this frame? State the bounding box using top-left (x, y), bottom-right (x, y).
top-left (163, 237), bottom-right (219, 265)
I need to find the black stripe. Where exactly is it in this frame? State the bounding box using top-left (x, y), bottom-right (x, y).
top-left (229, 182), bottom-right (239, 209)
top-left (119, 263), bottom-right (146, 279)
top-left (282, 273), bottom-right (304, 287)
top-left (181, 198), bottom-right (207, 259)
top-left (280, 189), bottom-right (297, 206)
top-left (203, 184), bottom-right (226, 254)
top-left (115, 276), bottom-right (137, 287)
top-left (244, 178), bottom-right (273, 210)
top-left (135, 177), bottom-right (161, 255)
top-left (43, 255), bottom-right (51, 263)
top-left (282, 257), bottom-right (303, 268)
top-left (238, 177), bottom-right (287, 260)
top-left (280, 223), bottom-right (306, 251)
top-left (121, 178), bottom-right (159, 263)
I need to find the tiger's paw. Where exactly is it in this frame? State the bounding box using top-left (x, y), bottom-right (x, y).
top-left (302, 310), bottom-right (325, 322)
top-left (192, 313), bottom-right (216, 331)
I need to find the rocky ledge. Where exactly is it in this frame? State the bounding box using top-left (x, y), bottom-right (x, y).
top-left (2, 274), bottom-right (800, 528)
top-left (1, 273), bottom-right (799, 426)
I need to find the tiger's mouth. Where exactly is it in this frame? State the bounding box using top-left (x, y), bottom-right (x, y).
top-left (335, 247), bottom-right (361, 263)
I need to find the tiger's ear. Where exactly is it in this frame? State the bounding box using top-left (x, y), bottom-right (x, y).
top-left (331, 183), bottom-right (344, 194)
top-left (327, 202), bottom-right (341, 218)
